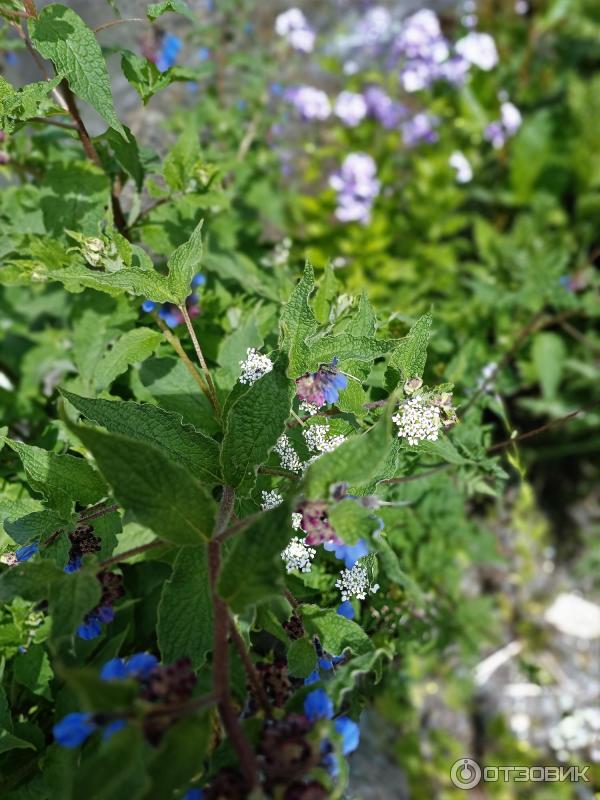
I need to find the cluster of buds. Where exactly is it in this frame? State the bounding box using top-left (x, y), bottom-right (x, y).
top-left (64, 523), bottom-right (101, 573)
top-left (239, 348), bottom-right (274, 385)
top-left (77, 570), bottom-right (124, 640)
top-left (253, 661), bottom-right (292, 708)
top-left (335, 560), bottom-right (380, 602)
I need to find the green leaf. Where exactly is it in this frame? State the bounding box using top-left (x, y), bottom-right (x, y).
top-left (30, 4), bottom-right (125, 137)
top-left (13, 645), bottom-right (54, 698)
top-left (279, 263), bottom-right (319, 377)
top-left (327, 647), bottom-right (393, 705)
top-left (0, 561), bottom-right (65, 604)
top-left (2, 436), bottom-right (108, 517)
top-left (157, 546), bottom-right (212, 669)
top-left (122, 52), bottom-right (200, 105)
top-left (70, 424), bottom-right (215, 546)
top-left (386, 313), bottom-right (432, 390)
top-left (163, 128), bottom-right (200, 192)
top-left (531, 332), bottom-right (566, 400)
top-left (166, 219), bottom-right (203, 304)
top-left (101, 126), bottom-right (145, 191)
top-left (49, 568), bottom-right (101, 641)
top-left (45, 262), bottom-right (174, 302)
top-left (287, 638), bottom-right (317, 678)
top-left (62, 391), bottom-right (221, 485)
top-left (313, 264), bottom-right (339, 324)
top-left (305, 334), bottom-right (396, 373)
top-left (94, 328), bottom-right (162, 391)
top-left (63, 668), bottom-right (139, 711)
top-left (0, 729), bottom-right (36, 754)
top-left (0, 75), bottom-right (63, 134)
top-left (144, 716), bottom-right (212, 800)
top-left (302, 414), bottom-right (391, 500)
top-left (328, 500), bottom-right (380, 545)
top-left (73, 726), bottom-right (150, 800)
top-left (299, 605), bottom-right (373, 656)
top-left (220, 356), bottom-right (293, 493)
top-left (218, 503), bottom-right (290, 613)
top-left (147, 0), bottom-right (194, 21)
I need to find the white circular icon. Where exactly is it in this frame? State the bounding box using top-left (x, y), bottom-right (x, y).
top-left (450, 758), bottom-right (482, 789)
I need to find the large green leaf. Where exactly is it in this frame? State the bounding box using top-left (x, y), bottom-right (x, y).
top-left (94, 328), bottom-right (162, 391)
top-left (299, 605), bottom-right (373, 656)
top-left (157, 547), bottom-right (212, 669)
top-left (49, 568), bottom-right (101, 641)
top-left (386, 313), bottom-right (432, 390)
top-left (220, 357), bottom-right (293, 494)
top-left (279, 263), bottom-right (318, 377)
top-left (165, 219), bottom-right (203, 304)
top-left (147, 0), bottom-right (194, 21)
top-left (30, 4), bottom-right (125, 137)
top-left (0, 75), bottom-right (63, 134)
top-left (70, 424), bottom-right (215, 546)
top-left (62, 391), bottom-right (221, 485)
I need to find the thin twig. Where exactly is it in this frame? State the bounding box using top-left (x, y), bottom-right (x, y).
top-left (216, 512), bottom-right (261, 544)
top-left (284, 589), bottom-right (299, 609)
top-left (154, 314), bottom-right (213, 403)
top-left (258, 465), bottom-right (300, 480)
top-left (94, 18), bottom-right (144, 33)
top-left (28, 116), bottom-right (77, 131)
top-left (79, 503), bottom-right (120, 523)
top-left (180, 305), bottom-right (220, 415)
top-left (229, 614), bottom-right (272, 717)
top-left (486, 401), bottom-right (599, 453)
top-left (99, 539), bottom-right (167, 569)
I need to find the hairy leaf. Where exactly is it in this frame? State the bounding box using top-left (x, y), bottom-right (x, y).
top-left (279, 263), bottom-right (318, 376)
top-left (299, 605), bottom-right (373, 656)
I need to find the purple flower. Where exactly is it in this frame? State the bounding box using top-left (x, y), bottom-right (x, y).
top-left (500, 101), bottom-right (522, 135)
top-left (329, 153), bottom-right (380, 224)
top-left (484, 121), bottom-right (506, 149)
top-left (363, 86), bottom-right (406, 129)
top-left (394, 9), bottom-right (448, 62)
top-left (356, 6), bottom-right (392, 45)
top-left (334, 91), bottom-right (368, 127)
top-left (97, 605), bottom-right (115, 624)
top-left (102, 719), bottom-right (127, 741)
top-left (53, 712), bottom-right (96, 748)
top-left (402, 113), bottom-right (439, 147)
top-left (304, 688), bottom-right (334, 721)
top-left (334, 716), bottom-right (360, 755)
top-left (296, 360), bottom-right (348, 408)
top-left (285, 86), bottom-right (331, 121)
top-left (275, 8), bottom-right (315, 52)
top-left (455, 31), bottom-right (498, 71)
top-left (15, 543), bottom-right (39, 562)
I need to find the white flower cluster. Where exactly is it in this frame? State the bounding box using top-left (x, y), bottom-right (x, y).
top-left (274, 434), bottom-right (304, 473)
top-left (238, 348), bottom-right (273, 385)
top-left (281, 536), bottom-right (316, 573)
top-left (335, 561), bottom-right (380, 601)
top-left (0, 551), bottom-right (17, 566)
top-left (449, 151), bottom-right (473, 184)
top-left (274, 8), bottom-right (315, 52)
top-left (393, 396), bottom-right (441, 446)
top-left (261, 490), bottom-right (283, 511)
top-left (299, 400), bottom-right (319, 416)
top-left (291, 511), bottom-right (303, 530)
top-left (303, 423), bottom-right (346, 455)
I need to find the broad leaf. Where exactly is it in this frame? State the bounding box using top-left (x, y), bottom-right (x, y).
top-left (147, 0), bottom-right (194, 21)
top-left (279, 263), bottom-right (318, 377)
top-left (94, 328), bottom-right (162, 391)
top-left (386, 313), bottom-right (432, 390)
top-left (287, 638), bottom-right (317, 678)
top-left (299, 605), bottom-right (373, 656)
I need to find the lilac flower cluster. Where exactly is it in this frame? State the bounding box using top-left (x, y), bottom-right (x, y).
top-left (363, 86), bottom-right (406, 129)
top-left (284, 86), bottom-right (331, 121)
top-left (142, 273), bottom-right (205, 328)
top-left (401, 112), bottom-right (439, 147)
top-left (275, 8), bottom-right (315, 53)
top-left (484, 99), bottom-right (523, 148)
top-left (329, 153), bottom-right (380, 223)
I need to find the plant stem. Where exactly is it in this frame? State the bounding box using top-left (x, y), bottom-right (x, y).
top-left (486, 401), bottom-right (599, 453)
top-left (229, 614), bottom-right (272, 717)
top-left (153, 313), bottom-right (213, 403)
top-left (258, 465), bottom-right (300, 480)
top-left (94, 18), bottom-right (144, 33)
top-left (99, 539), bottom-right (167, 569)
top-left (209, 487), bottom-right (258, 789)
top-left (216, 512), bottom-right (261, 544)
top-left (79, 503), bottom-right (120, 523)
top-left (180, 305), bottom-right (220, 415)
top-left (29, 116), bottom-right (77, 131)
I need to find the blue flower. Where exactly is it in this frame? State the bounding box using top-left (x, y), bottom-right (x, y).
top-left (324, 538), bottom-right (369, 569)
top-left (337, 601), bottom-right (355, 620)
top-left (198, 47), bottom-right (211, 62)
top-left (304, 688), bottom-right (333, 721)
top-left (191, 273), bottom-right (206, 288)
top-left (304, 669), bottom-right (320, 686)
top-left (334, 716), bottom-right (360, 755)
top-left (15, 543), bottom-right (39, 562)
top-left (76, 616), bottom-right (102, 640)
top-left (141, 300), bottom-right (156, 313)
top-left (184, 790), bottom-right (204, 800)
top-left (97, 605), bottom-right (115, 624)
top-left (156, 32), bottom-right (182, 72)
top-left (53, 712), bottom-right (96, 748)
top-left (100, 658), bottom-right (128, 681)
top-left (102, 719), bottom-right (127, 741)
top-left (125, 652), bottom-right (158, 678)
top-left (64, 555), bottom-right (82, 573)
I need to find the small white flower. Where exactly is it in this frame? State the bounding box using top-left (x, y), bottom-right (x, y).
top-left (335, 561), bottom-right (380, 601)
top-left (500, 101), bottom-right (522, 135)
top-left (449, 151), bottom-right (473, 183)
top-left (281, 537), bottom-right (316, 573)
top-left (261, 490), bottom-right (283, 511)
top-left (455, 32), bottom-right (498, 71)
top-left (239, 348), bottom-right (273, 385)
top-left (0, 551), bottom-right (17, 566)
top-left (303, 423), bottom-right (346, 455)
top-left (299, 401), bottom-right (319, 416)
top-left (275, 8), bottom-right (315, 52)
top-left (291, 511), bottom-right (303, 530)
top-left (274, 434), bottom-right (304, 473)
top-left (393, 396), bottom-right (441, 446)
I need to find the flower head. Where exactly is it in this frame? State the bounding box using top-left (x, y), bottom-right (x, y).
top-left (330, 153), bottom-right (380, 224)
top-left (335, 560), bottom-right (380, 601)
top-left (274, 434), bottom-right (304, 473)
top-left (449, 151), bottom-right (473, 183)
top-left (261, 490), bottom-right (283, 510)
top-left (402, 113), bottom-right (439, 147)
top-left (296, 500), bottom-right (340, 546)
top-left (275, 8), bottom-right (315, 52)
top-left (304, 688), bottom-right (334, 721)
top-left (53, 712), bottom-right (96, 748)
top-left (285, 86), bottom-right (330, 120)
top-left (455, 31), bottom-right (498, 71)
top-left (334, 91), bottom-right (368, 127)
top-left (303, 424), bottom-right (346, 456)
top-left (334, 716), bottom-right (360, 755)
top-left (393, 396), bottom-right (441, 445)
top-left (15, 543), bottom-right (39, 562)
top-left (296, 361), bottom-right (348, 409)
top-left (281, 537), bottom-right (316, 573)
top-left (239, 348), bottom-right (273, 385)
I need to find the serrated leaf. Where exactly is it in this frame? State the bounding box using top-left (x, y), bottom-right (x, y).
top-left (70, 424), bottom-right (215, 546)
top-left (62, 391), bottom-right (221, 485)
top-left (2, 437), bottom-right (108, 517)
top-left (166, 219), bottom-right (203, 304)
top-left (147, 0), bottom-right (194, 21)
top-left (279, 263), bottom-right (318, 377)
top-left (218, 503), bottom-right (290, 612)
top-left (94, 327), bottom-right (162, 391)
top-left (157, 547), bottom-right (212, 669)
top-left (305, 334), bottom-right (396, 373)
top-left (287, 637), bottom-right (317, 678)
top-left (386, 313), bottom-right (432, 390)
top-left (163, 128), bottom-right (200, 192)
top-left (0, 75), bottom-right (63, 134)
top-left (299, 605), bottom-right (373, 656)
top-left (45, 263), bottom-right (173, 302)
top-left (0, 730), bottom-right (36, 754)
top-left (220, 357), bottom-right (293, 494)
top-left (30, 4), bottom-right (125, 137)
top-left (122, 52), bottom-right (199, 105)
top-left (327, 647), bottom-right (393, 705)
top-left (0, 561), bottom-right (65, 605)
top-left (13, 645), bottom-right (54, 698)
top-left (312, 264), bottom-right (339, 324)
top-left (302, 414), bottom-right (391, 500)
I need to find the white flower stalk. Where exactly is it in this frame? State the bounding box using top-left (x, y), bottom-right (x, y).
top-left (393, 396), bottom-right (441, 446)
top-left (336, 561), bottom-right (380, 601)
top-left (281, 537), bottom-right (316, 573)
top-left (291, 512), bottom-right (303, 530)
top-left (239, 348), bottom-right (273, 385)
top-left (261, 490), bottom-right (283, 511)
top-left (303, 423), bottom-right (346, 455)
top-left (274, 434), bottom-right (304, 473)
